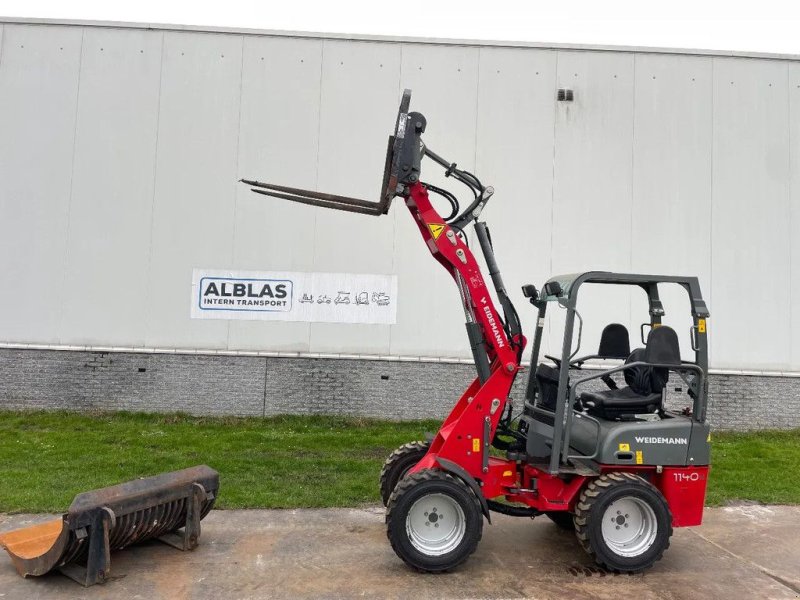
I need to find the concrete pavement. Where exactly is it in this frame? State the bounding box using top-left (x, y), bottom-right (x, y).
top-left (1, 505), bottom-right (798, 599)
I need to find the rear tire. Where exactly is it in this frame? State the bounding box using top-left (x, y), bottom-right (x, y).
top-left (545, 511), bottom-right (575, 530)
top-left (574, 472), bottom-right (672, 573)
top-left (379, 441), bottom-right (430, 506)
top-left (386, 469), bottom-right (483, 572)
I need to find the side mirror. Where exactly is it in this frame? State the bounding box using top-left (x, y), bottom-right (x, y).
top-left (521, 284), bottom-right (538, 301)
top-left (544, 281), bottom-right (563, 297)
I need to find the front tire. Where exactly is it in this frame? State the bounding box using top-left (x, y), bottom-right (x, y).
top-left (574, 472), bottom-right (672, 573)
top-left (379, 441), bottom-right (430, 506)
top-left (386, 469), bottom-right (483, 572)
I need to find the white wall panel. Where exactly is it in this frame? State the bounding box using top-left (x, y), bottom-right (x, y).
top-left (59, 28), bottom-right (163, 346)
top-left (1, 22), bottom-right (798, 373)
top-left (631, 54), bottom-right (713, 360)
top-left (549, 51), bottom-right (635, 357)
top-left (789, 63), bottom-right (800, 369)
top-left (229, 36), bottom-right (323, 351)
top-left (475, 47), bottom-right (557, 360)
top-left (145, 32), bottom-right (244, 349)
top-left (389, 43), bottom-right (480, 358)
top-left (711, 58), bottom-right (790, 369)
top-left (0, 25), bottom-right (83, 343)
top-left (309, 40), bottom-right (401, 354)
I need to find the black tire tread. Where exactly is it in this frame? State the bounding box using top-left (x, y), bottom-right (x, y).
top-left (386, 469), bottom-right (483, 573)
top-left (573, 471), bottom-right (673, 573)
top-left (379, 440), bottom-right (430, 506)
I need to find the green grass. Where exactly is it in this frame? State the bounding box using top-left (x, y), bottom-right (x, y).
top-left (0, 411), bottom-right (797, 512)
top-left (705, 428), bottom-right (800, 505)
top-left (0, 411), bottom-right (439, 512)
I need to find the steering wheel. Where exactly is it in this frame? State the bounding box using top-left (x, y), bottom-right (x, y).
top-left (544, 355), bottom-right (583, 370)
top-left (544, 354), bottom-right (561, 368)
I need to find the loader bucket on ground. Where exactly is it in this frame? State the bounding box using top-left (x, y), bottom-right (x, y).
top-left (0, 465), bottom-right (218, 586)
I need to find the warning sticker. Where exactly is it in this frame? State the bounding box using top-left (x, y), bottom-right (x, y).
top-left (635, 450), bottom-right (644, 465)
top-left (472, 438), bottom-right (481, 452)
top-left (428, 223), bottom-right (446, 240)
top-left (618, 443), bottom-right (630, 452)
top-left (698, 319), bottom-right (706, 333)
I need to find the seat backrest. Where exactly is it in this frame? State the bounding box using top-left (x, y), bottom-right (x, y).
top-left (623, 326), bottom-right (681, 395)
top-left (597, 323), bottom-right (631, 359)
top-left (645, 325), bottom-right (681, 393)
top-left (623, 348), bottom-right (650, 394)
top-left (535, 363), bottom-right (560, 410)
top-left (645, 325), bottom-right (681, 365)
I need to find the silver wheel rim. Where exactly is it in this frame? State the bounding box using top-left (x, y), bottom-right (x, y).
top-left (406, 493), bottom-right (466, 556)
top-left (601, 497), bottom-right (658, 557)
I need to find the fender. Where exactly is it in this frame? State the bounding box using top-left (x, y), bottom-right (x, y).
top-left (436, 457), bottom-right (491, 523)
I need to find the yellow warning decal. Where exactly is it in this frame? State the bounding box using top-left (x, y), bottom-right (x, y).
top-left (428, 223), bottom-right (446, 240)
top-left (698, 319), bottom-right (706, 333)
top-left (472, 438), bottom-right (481, 452)
top-left (635, 450), bottom-right (644, 465)
top-left (618, 443), bottom-right (630, 452)
top-left (502, 470), bottom-right (513, 477)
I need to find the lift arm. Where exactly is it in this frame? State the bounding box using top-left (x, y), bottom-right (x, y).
top-left (242, 89), bottom-right (524, 489)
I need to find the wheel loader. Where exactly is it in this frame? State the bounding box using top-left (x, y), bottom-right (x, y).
top-left (241, 89), bottom-right (711, 573)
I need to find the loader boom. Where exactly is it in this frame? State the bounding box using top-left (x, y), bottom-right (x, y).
top-left (241, 89), bottom-right (525, 497)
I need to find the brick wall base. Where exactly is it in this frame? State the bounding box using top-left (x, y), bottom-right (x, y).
top-left (0, 348), bottom-right (797, 430)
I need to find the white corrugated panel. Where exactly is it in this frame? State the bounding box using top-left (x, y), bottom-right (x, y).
top-left (229, 36), bottom-right (323, 352)
top-left (309, 40), bottom-right (401, 355)
top-left (630, 54), bottom-right (713, 361)
top-left (711, 57), bottom-right (790, 370)
top-left (390, 43), bottom-right (481, 358)
top-left (0, 25), bottom-right (83, 343)
top-left (0, 23), bottom-right (797, 373)
top-left (548, 51), bottom-right (635, 358)
top-left (145, 32), bottom-right (244, 349)
top-left (791, 63), bottom-right (800, 369)
top-left (59, 28), bottom-right (163, 346)
top-left (474, 47), bottom-right (557, 360)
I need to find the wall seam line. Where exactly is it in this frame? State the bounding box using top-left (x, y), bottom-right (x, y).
top-left (628, 53), bottom-right (637, 336)
top-left (226, 34), bottom-right (246, 352)
top-left (307, 39), bottom-right (326, 354)
top-left (708, 58), bottom-right (715, 366)
top-left (546, 50), bottom-right (560, 352)
top-left (142, 31), bottom-right (166, 349)
top-left (387, 42), bottom-right (404, 356)
top-left (787, 63), bottom-right (793, 368)
top-left (56, 26), bottom-right (86, 346)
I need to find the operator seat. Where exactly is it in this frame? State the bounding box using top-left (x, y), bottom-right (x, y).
top-left (535, 323), bottom-right (631, 412)
top-left (580, 326), bottom-right (681, 420)
top-left (597, 323), bottom-right (630, 359)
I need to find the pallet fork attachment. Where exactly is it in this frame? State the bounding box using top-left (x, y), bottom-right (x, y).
top-left (241, 179), bottom-right (391, 215)
top-left (241, 91), bottom-right (411, 217)
top-left (0, 466), bottom-right (218, 586)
